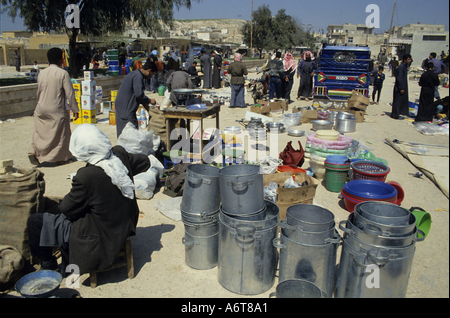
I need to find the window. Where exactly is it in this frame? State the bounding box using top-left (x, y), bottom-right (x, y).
top-left (423, 35), bottom-right (447, 41)
top-left (333, 51), bottom-right (357, 63)
top-left (348, 37), bottom-right (353, 43)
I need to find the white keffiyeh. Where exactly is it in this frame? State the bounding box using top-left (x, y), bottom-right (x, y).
top-left (69, 124), bottom-right (135, 199)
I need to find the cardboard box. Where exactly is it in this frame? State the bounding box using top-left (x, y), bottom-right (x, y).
top-left (73, 112), bottom-right (83, 124)
top-left (109, 110), bottom-right (116, 125)
top-left (293, 108), bottom-right (318, 123)
top-left (82, 80), bottom-right (96, 96)
top-left (102, 101), bottom-right (111, 114)
top-left (82, 109), bottom-right (96, 124)
top-left (84, 71), bottom-right (94, 81)
top-left (250, 105), bottom-right (271, 115)
top-left (95, 86), bottom-right (103, 102)
top-left (349, 110), bottom-right (365, 123)
top-left (269, 100), bottom-right (283, 111)
top-left (348, 90), bottom-right (369, 111)
top-left (263, 172), bottom-right (319, 220)
top-left (72, 83), bottom-right (81, 97)
top-left (81, 95), bottom-right (96, 110)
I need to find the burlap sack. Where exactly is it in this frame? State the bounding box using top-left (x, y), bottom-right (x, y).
top-left (0, 245), bottom-right (24, 288)
top-left (0, 169), bottom-right (45, 260)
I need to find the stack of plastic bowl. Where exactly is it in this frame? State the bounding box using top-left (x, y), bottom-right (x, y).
top-left (324, 155), bottom-right (350, 193)
top-left (107, 49), bottom-right (119, 76)
top-left (341, 180), bottom-right (401, 212)
top-left (274, 204), bottom-right (341, 298)
top-left (181, 164), bottom-right (221, 270)
top-left (336, 201), bottom-right (426, 298)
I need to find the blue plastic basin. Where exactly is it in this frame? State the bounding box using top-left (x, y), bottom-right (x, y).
top-left (325, 155), bottom-right (349, 164)
top-left (343, 180), bottom-right (397, 199)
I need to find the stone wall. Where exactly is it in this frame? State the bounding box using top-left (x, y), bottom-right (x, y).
top-left (0, 75), bottom-right (126, 120)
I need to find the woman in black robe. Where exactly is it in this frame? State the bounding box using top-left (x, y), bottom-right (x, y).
top-left (391, 54), bottom-right (412, 119)
top-left (212, 50), bottom-right (222, 89)
top-left (415, 62), bottom-right (441, 122)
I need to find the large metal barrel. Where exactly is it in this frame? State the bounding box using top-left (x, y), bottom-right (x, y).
top-left (182, 231), bottom-right (219, 270)
top-left (285, 204), bottom-right (335, 232)
top-left (217, 200), bottom-right (279, 295)
top-left (273, 231), bottom-right (340, 298)
top-left (335, 235), bottom-right (416, 298)
top-left (218, 164), bottom-right (265, 216)
top-left (269, 279), bottom-right (327, 298)
top-left (181, 164), bottom-right (221, 214)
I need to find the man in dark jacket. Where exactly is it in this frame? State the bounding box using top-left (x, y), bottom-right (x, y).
top-left (27, 124), bottom-right (150, 275)
top-left (115, 62), bottom-right (157, 137)
top-left (415, 62), bottom-right (441, 122)
top-left (227, 53), bottom-right (248, 108)
top-left (391, 54), bottom-right (412, 119)
top-left (268, 52), bottom-right (285, 99)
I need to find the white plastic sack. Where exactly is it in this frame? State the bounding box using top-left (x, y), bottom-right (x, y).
top-left (117, 122), bottom-right (154, 155)
top-left (148, 154), bottom-right (164, 179)
top-left (134, 167), bottom-right (158, 200)
top-left (258, 156), bottom-right (282, 174)
top-left (155, 197), bottom-right (183, 221)
top-left (264, 182), bottom-right (278, 203)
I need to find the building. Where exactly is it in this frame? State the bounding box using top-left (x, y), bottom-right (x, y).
top-left (326, 23), bottom-right (386, 59)
top-left (388, 23), bottom-right (449, 65)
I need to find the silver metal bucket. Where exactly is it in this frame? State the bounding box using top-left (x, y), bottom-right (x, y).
top-left (217, 202), bottom-right (279, 295)
top-left (286, 204), bottom-right (335, 232)
top-left (183, 220), bottom-right (219, 237)
top-left (222, 205), bottom-right (267, 221)
top-left (181, 164), bottom-right (221, 214)
top-left (218, 164), bottom-right (265, 216)
top-left (219, 200), bottom-right (279, 231)
top-left (353, 207), bottom-right (417, 237)
top-left (181, 209), bottom-right (219, 224)
top-left (356, 202), bottom-right (411, 226)
top-left (269, 279), bottom-right (327, 298)
top-left (280, 219), bottom-right (338, 245)
top-left (182, 231), bottom-right (219, 270)
top-left (339, 214), bottom-right (425, 247)
top-left (335, 236), bottom-right (415, 298)
top-left (273, 231), bottom-right (340, 298)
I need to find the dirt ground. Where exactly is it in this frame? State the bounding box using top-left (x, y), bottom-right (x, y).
top-left (1, 69), bottom-right (449, 298)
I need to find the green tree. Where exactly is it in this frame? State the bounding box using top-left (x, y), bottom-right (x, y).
top-left (1, 0), bottom-right (196, 77)
top-left (272, 9), bottom-right (297, 52)
top-left (240, 4), bottom-right (275, 59)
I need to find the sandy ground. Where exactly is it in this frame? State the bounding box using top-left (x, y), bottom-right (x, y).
top-left (1, 69), bottom-right (449, 298)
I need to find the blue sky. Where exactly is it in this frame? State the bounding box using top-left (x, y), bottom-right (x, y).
top-left (1, 0), bottom-right (449, 35)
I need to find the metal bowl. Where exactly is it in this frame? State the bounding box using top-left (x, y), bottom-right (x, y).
top-left (287, 129), bottom-right (305, 137)
top-left (311, 120), bottom-right (333, 131)
top-left (266, 122), bottom-right (285, 132)
top-left (224, 126), bottom-right (242, 134)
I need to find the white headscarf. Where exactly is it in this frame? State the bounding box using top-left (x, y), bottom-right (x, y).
top-left (69, 124), bottom-right (135, 199)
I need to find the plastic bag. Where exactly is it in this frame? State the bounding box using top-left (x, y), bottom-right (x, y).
top-left (148, 154), bottom-right (164, 179)
top-left (264, 182), bottom-right (278, 202)
top-left (155, 197), bottom-right (183, 221)
top-left (283, 176), bottom-right (302, 188)
top-left (117, 122), bottom-right (154, 155)
top-left (134, 167), bottom-right (158, 200)
top-left (258, 156), bottom-right (281, 174)
top-left (277, 112), bottom-right (302, 127)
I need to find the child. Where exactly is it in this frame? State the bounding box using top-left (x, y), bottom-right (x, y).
top-left (372, 66), bottom-right (385, 105)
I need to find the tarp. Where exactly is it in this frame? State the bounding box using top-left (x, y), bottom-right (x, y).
top-left (385, 139), bottom-right (449, 198)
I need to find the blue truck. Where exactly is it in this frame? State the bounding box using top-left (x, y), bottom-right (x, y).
top-left (314, 45), bottom-right (372, 100)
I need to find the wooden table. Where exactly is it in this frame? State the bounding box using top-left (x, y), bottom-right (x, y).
top-left (162, 104), bottom-right (221, 162)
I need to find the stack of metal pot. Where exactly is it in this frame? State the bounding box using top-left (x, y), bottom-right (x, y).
top-left (273, 204), bottom-right (341, 298)
top-left (181, 164), bottom-right (221, 270)
top-left (335, 201), bottom-right (426, 298)
top-left (217, 164), bottom-right (280, 295)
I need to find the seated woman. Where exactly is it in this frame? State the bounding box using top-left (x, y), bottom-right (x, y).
top-left (27, 124), bottom-right (150, 275)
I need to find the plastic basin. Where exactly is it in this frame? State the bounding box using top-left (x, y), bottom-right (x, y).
top-left (411, 210), bottom-right (432, 238)
top-left (326, 155), bottom-right (349, 164)
top-left (343, 180), bottom-right (397, 200)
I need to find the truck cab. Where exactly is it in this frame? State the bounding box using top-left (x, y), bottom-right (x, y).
top-left (314, 45), bottom-right (372, 100)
